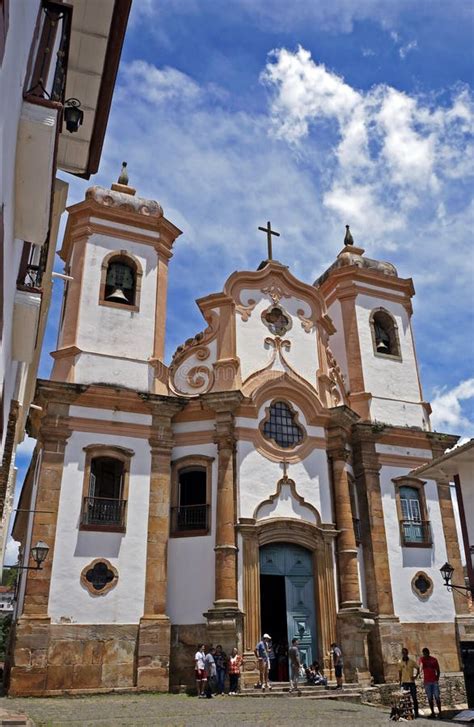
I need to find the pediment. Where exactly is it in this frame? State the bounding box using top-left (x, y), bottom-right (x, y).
top-left (254, 476), bottom-right (320, 525)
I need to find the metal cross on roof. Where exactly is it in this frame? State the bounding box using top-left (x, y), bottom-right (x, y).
top-left (258, 220), bottom-right (280, 260)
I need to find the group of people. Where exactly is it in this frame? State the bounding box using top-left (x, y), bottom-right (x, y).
top-left (396, 646), bottom-right (442, 720)
top-left (194, 644), bottom-right (242, 698)
top-left (196, 635), bottom-right (443, 718)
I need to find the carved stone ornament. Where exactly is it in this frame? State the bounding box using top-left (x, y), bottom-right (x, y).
top-left (169, 311), bottom-right (219, 395)
top-left (261, 304), bottom-right (292, 336)
top-left (326, 348), bottom-right (346, 406)
top-left (85, 185), bottom-right (163, 218)
top-left (80, 558), bottom-right (118, 597)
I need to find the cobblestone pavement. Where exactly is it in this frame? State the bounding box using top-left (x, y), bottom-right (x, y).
top-left (0, 694), bottom-right (457, 727)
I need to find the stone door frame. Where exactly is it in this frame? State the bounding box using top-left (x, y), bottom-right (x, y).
top-left (237, 517), bottom-right (338, 685)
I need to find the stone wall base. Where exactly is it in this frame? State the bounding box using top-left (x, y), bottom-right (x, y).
top-left (368, 619), bottom-right (460, 684)
top-left (361, 674), bottom-right (467, 710)
top-left (136, 616), bottom-right (171, 692)
top-left (9, 619), bottom-right (138, 696)
top-left (169, 623), bottom-right (208, 693)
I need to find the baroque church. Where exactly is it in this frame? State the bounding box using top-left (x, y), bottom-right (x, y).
top-left (8, 171), bottom-right (471, 695)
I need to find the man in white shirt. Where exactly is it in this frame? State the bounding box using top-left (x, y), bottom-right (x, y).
top-left (195, 643), bottom-right (206, 697)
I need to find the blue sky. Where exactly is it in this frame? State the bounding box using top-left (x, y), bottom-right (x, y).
top-left (9, 0), bottom-right (474, 560)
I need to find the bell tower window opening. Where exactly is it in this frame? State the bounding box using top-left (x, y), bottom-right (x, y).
top-left (105, 258), bottom-right (136, 305)
top-left (370, 308), bottom-right (401, 359)
top-left (99, 251), bottom-right (143, 312)
top-left (262, 400), bottom-right (304, 449)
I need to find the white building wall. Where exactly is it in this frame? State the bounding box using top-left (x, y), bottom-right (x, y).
top-left (0, 2), bottom-right (40, 450)
top-left (236, 291), bottom-right (319, 387)
top-left (166, 443), bottom-right (217, 624)
top-left (355, 294), bottom-right (426, 427)
top-left (71, 233), bottom-right (159, 388)
top-left (48, 431), bottom-right (151, 624)
top-left (379, 464), bottom-right (455, 623)
top-left (236, 441), bottom-right (332, 524)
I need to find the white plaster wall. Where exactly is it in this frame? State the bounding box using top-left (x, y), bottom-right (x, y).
top-left (327, 300), bottom-right (349, 386)
top-left (166, 444), bottom-right (217, 624)
top-left (75, 234), bottom-right (158, 366)
top-left (379, 465), bottom-right (456, 622)
top-left (356, 295), bottom-right (423, 427)
top-left (370, 397), bottom-right (428, 429)
top-left (237, 441), bottom-right (332, 524)
top-left (0, 2), bottom-right (40, 451)
top-left (48, 432), bottom-right (151, 624)
top-left (69, 406), bottom-right (152, 425)
top-left (236, 291), bottom-right (319, 387)
top-left (73, 352), bottom-right (151, 391)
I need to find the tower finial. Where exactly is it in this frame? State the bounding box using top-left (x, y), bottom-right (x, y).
top-left (344, 224), bottom-right (354, 246)
top-left (118, 161), bottom-right (129, 186)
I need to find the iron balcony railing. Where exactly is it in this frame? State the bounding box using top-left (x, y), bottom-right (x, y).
top-left (353, 517), bottom-right (362, 545)
top-left (171, 504), bottom-right (209, 533)
top-left (81, 497), bottom-right (127, 529)
top-left (26, 0), bottom-right (72, 103)
top-left (400, 519), bottom-right (432, 546)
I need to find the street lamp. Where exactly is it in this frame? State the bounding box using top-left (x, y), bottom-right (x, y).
top-left (63, 98), bottom-right (84, 133)
top-left (440, 561), bottom-right (473, 597)
top-left (3, 541), bottom-right (50, 571)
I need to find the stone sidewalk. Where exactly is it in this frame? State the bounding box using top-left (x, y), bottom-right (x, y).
top-left (0, 694), bottom-right (457, 727)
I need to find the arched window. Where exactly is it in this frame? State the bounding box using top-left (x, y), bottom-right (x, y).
top-left (81, 445), bottom-right (133, 532)
top-left (261, 400), bottom-right (304, 449)
top-left (99, 251), bottom-right (142, 311)
top-left (370, 308), bottom-right (401, 358)
top-left (170, 455), bottom-right (213, 536)
top-left (393, 477), bottom-right (431, 546)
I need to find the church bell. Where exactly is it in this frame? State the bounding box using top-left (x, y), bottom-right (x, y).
top-left (106, 287), bottom-right (129, 303)
top-left (376, 339), bottom-right (388, 351)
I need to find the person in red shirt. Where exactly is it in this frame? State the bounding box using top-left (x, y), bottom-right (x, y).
top-left (419, 647), bottom-right (441, 718)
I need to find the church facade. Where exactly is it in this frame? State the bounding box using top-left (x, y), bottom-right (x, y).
top-left (8, 176), bottom-right (471, 695)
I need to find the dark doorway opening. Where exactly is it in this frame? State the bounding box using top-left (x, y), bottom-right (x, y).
top-left (260, 574), bottom-right (288, 682)
top-left (460, 641), bottom-right (474, 708)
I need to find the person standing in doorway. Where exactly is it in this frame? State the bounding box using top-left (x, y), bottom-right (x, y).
top-left (331, 642), bottom-right (344, 689)
top-left (228, 647), bottom-right (242, 695)
top-left (288, 638), bottom-right (302, 694)
top-left (398, 647), bottom-right (420, 718)
top-left (255, 633), bottom-right (272, 691)
top-left (419, 647), bottom-right (442, 719)
top-left (195, 644), bottom-right (206, 697)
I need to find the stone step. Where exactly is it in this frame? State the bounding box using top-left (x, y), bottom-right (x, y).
top-left (235, 691), bottom-right (362, 702)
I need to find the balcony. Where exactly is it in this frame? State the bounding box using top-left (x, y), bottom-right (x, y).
top-left (80, 497), bottom-right (127, 533)
top-left (400, 520), bottom-right (432, 547)
top-left (171, 505), bottom-right (209, 536)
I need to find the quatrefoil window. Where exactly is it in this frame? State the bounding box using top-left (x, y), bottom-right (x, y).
top-left (262, 305), bottom-right (292, 336)
top-left (81, 558), bottom-right (118, 597)
top-left (411, 571), bottom-right (433, 600)
top-left (262, 401), bottom-right (304, 449)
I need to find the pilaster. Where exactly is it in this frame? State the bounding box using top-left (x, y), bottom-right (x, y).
top-left (201, 391), bottom-right (244, 653)
top-left (137, 397), bottom-right (186, 692)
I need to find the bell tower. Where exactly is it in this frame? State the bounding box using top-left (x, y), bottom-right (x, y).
top-left (51, 165), bottom-right (182, 393)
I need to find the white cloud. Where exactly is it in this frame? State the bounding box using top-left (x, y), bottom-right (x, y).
top-left (262, 47), bottom-right (474, 239)
top-left (431, 379), bottom-right (474, 434)
top-left (119, 61), bottom-right (200, 105)
top-left (362, 48), bottom-right (376, 58)
top-left (4, 537), bottom-right (19, 566)
top-left (399, 39), bottom-right (418, 59)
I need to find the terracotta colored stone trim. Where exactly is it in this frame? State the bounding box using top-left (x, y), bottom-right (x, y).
top-left (436, 477), bottom-right (470, 615)
top-left (80, 558), bottom-right (119, 597)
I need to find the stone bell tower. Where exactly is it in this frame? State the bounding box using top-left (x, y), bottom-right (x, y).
top-left (51, 164), bottom-right (182, 393)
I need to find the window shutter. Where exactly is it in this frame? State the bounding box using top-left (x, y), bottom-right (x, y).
top-left (409, 498), bottom-right (422, 523)
top-left (400, 498), bottom-right (410, 520)
top-left (89, 471), bottom-right (96, 499)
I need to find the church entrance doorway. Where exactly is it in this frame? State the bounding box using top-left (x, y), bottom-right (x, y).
top-left (259, 543), bottom-right (317, 680)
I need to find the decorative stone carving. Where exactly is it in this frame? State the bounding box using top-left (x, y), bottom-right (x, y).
top-left (86, 185), bottom-right (163, 218)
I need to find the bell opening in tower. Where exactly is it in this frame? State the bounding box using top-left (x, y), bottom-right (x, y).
top-left (260, 574), bottom-right (288, 682)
